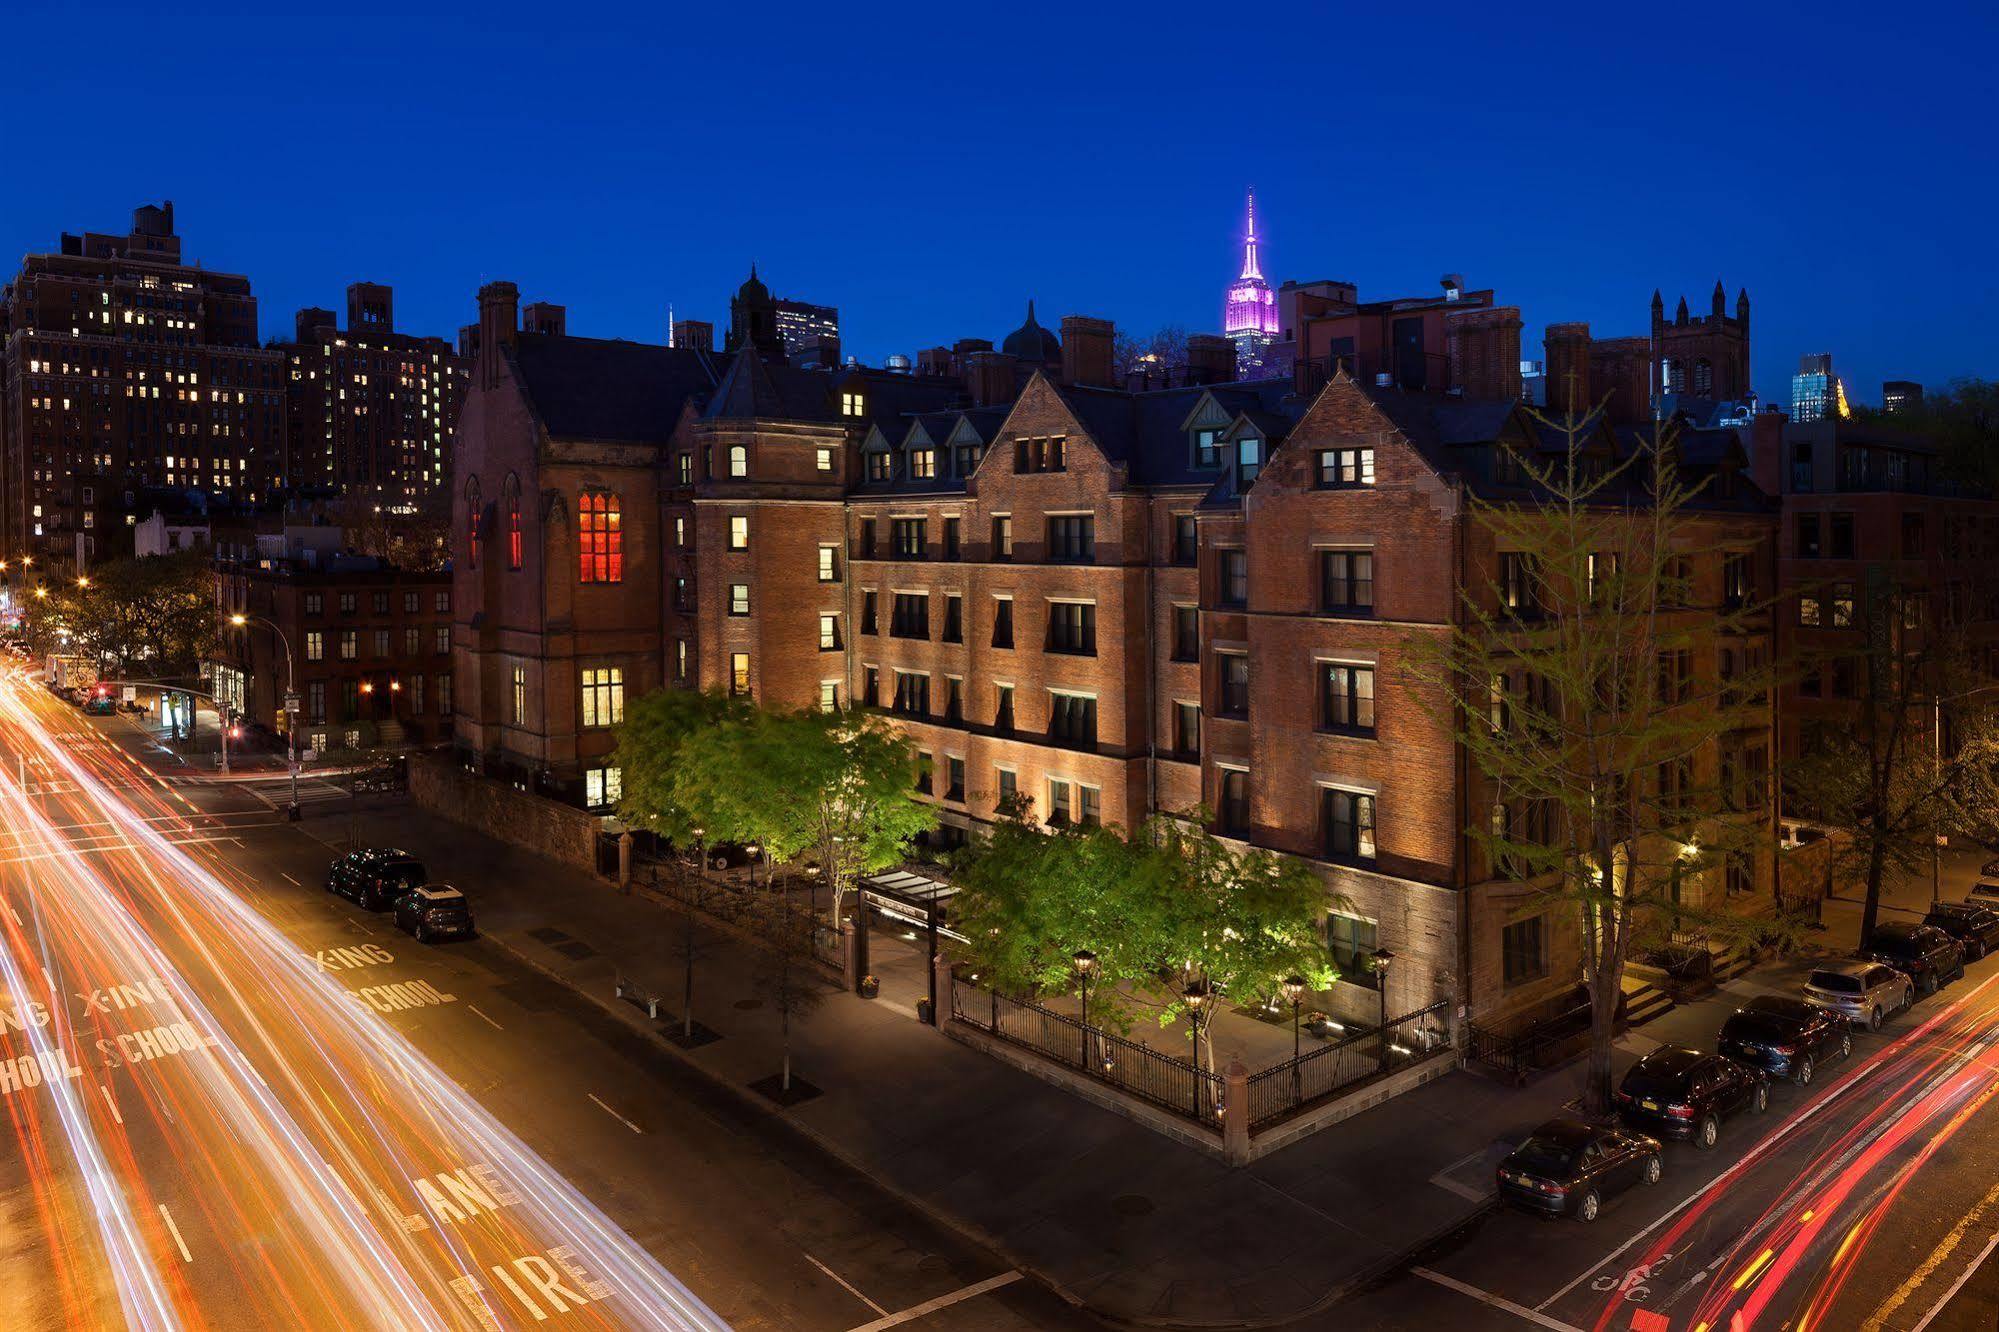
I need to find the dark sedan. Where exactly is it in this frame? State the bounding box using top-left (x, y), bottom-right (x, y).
top-left (1718, 995), bottom-right (1852, 1085)
top-left (1860, 922), bottom-right (1965, 996)
top-left (1496, 1118), bottom-right (1663, 1222)
top-left (1925, 902), bottom-right (1999, 962)
top-left (1615, 1045), bottom-right (1768, 1149)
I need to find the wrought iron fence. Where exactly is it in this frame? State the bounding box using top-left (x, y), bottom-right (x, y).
top-left (1244, 1000), bottom-right (1453, 1131)
top-left (950, 978), bottom-right (1225, 1131)
top-left (639, 859), bottom-right (845, 968)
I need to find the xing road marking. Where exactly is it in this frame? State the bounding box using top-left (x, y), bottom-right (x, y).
top-left (587, 1092), bottom-right (644, 1134)
top-left (806, 1253), bottom-right (888, 1317)
top-left (844, 1270), bottom-right (1025, 1331)
top-left (1415, 1268), bottom-right (1584, 1332)
top-left (158, 1204), bottom-right (193, 1262)
top-left (99, 1084), bottom-right (122, 1124)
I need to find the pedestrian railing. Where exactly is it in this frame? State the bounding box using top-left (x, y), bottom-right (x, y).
top-left (638, 858), bottom-right (846, 969)
top-left (949, 977), bottom-right (1225, 1131)
top-left (1244, 1000), bottom-right (1453, 1131)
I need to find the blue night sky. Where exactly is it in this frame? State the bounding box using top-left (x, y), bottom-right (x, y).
top-left (4, 1), bottom-right (1991, 409)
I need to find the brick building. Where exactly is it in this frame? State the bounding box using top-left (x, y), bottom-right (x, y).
top-left (450, 282), bottom-right (1780, 1033)
top-left (0, 202), bottom-right (286, 568)
top-left (1543, 284), bottom-right (1751, 424)
top-left (279, 282), bottom-right (468, 503)
top-left (211, 548), bottom-right (454, 755)
top-left (1280, 274), bottom-right (1523, 401)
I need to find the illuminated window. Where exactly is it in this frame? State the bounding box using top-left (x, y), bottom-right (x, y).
top-left (585, 766), bottom-right (623, 809)
top-left (728, 445), bottom-right (748, 478)
top-left (841, 392), bottom-right (865, 417)
top-left (578, 492), bottom-right (623, 583)
top-left (580, 667), bottom-right (624, 728)
top-left (729, 653), bottom-right (751, 696)
top-left (304, 631), bottom-right (324, 662)
top-left (505, 475), bottom-right (523, 570)
top-left (511, 666), bottom-right (527, 724)
top-left (728, 515), bottom-right (749, 550)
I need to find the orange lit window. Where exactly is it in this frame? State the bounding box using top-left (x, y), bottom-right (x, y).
top-left (507, 488), bottom-right (523, 570)
top-left (579, 492), bottom-right (623, 584)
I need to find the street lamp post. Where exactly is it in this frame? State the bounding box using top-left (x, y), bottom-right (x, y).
top-left (1073, 949), bottom-right (1099, 1072)
top-left (1372, 948), bottom-right (1396, 1074)
top-left (1184, 978), bottom-right (1210, 1118)
top-left (1282, 974), bottom-right (1307, 1099)
top-left (230, 612), bottom-right (301, 819)
top-left (685, 827), bottom-right (705, 1041)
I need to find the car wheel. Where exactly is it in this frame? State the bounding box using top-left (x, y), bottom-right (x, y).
top-left (1919, 973), bottom-right (1937, 997)
top-left (1642, 1155), bottom-right (1663, 1186)
top-left (1839, 1031), bottom-right (1853, 1059)
top-left (416, 924), bottom-right (430, 944)
top-left (1576, 1189), bottom-right (1600, 1223)
top-left (1870, 1005), bottom-right (1884, 1032)
top-left (1796, 1056), bottom-right (1814, 1087)
top-left (1696, 1116), bottom-right (1720, 1150)
top-left (1753, 1083), bottom-right (1770, 1113)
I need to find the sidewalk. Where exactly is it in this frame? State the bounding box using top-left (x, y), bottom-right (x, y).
top-left (330, 800), bottom-right (1858, 1329)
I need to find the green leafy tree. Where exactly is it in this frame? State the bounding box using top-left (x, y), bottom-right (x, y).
top-left (25, 549), bottom-right (215, 680)
top-left (1407, 409), bottom-right (1784, 1114)
top-left (612, 688), bottom-right (750, 845)
top-left (785, 710), bottom-right (938, 922)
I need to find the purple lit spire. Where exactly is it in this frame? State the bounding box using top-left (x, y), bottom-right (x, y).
top-left (1224, 188), bottom-right (1278, 358)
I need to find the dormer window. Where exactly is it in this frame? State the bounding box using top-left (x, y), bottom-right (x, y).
top-left (910, 449), bottom-right (937, 479)
top-left (1194, 427), bottom-right (1224, 468)
top-left (841, 391), bottom-right (866, 418)
top-left (1236, 437), bottom-right (1262, 487)
top-left (867, 452), bottom-right (893, 482)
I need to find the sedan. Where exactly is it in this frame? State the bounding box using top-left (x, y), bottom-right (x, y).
top-left (1616, 1046), bottom-right (1768, 1150)
top-left (1718, 995), bottom-right (1851, 1085)
top-left (1496, 1118), bottom-right (1663, 1223)
top-left (1925, 902), bottom-right (1999, 962)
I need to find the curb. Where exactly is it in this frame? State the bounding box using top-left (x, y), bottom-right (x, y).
top-left (481, 929), bottom-right (1112, 1327)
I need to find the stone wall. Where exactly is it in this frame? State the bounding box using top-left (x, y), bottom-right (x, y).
top-left (407, 752), bottom-right (604, 874)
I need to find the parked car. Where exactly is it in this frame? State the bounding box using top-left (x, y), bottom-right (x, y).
top-left (1496, 1118), bottom-right (1663, 1222)
top-left (326, 848), bottom-right (430, 911)
top-left (1968, 881), bottom-right (1999, 908)
top-left (1859, 922), bottom-right (1965, 996)
top-left (393, 883), bottom-right (475, 943)
top-left (352, 763), bottom-right (406, 795)
top-left (1804, 960), bottom-right (1913, 1031)
top-left (1924, 902), bottom-right (1999, 962)
top-left (1615, 1046), bottom-right (1768, 1150)
top-left (1981, 857), bottom-right (1999, 877)
top-left (1718, 995), bottom-right (1852, 1086)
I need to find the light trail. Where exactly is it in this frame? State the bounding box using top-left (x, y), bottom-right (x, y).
top-left (0, 670), bottom-right (732, 1330)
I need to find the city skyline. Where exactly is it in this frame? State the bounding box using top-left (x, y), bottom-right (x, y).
top-left (0, 2), bottom-right (1988, 413)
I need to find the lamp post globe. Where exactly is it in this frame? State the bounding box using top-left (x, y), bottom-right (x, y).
top-left (1371, 948), bottom-right (1395, 1072)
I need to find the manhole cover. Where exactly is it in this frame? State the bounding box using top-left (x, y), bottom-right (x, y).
top-left (734, 998), bottom-right (764, 1010)
top-left (1111, 1194), bottom-right (1154, 1217)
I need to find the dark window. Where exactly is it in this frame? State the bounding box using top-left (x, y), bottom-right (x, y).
top-left (1172, 605), bottom-right (1199, 661)
top-left (1321, 788), bottom-right (1376, 861)
top-left (862, 666), bottom-right (879, 707)
top-left (991, 597), bottom-right (1014, 648)
top-left (991, 515), bottom-right (1013, 560)
top-left (1796, 513), bottom-right (1821, 558)
top-left (892, 518), bottom-right (927, 560)
top-left (997, 767), bottom-right (1018, 810)
top-left (1830, 513), bottom-right (1855, 559)
top-left (1049, 693), bottom-right (1097, 748)
top-left (1173, 515), bottom-right (1198, 566)
top-left (1393, 316), bottom-right (1425, 390)
top-left (1078, 785), bottom-right (1101, 827)
top-left (1319, 663), bottom-right (1376, 733)
top-left (1047, 602), bottom-right (1096, 655)
top-left (1013, 436), bottom-right (1066, 473)
top-left (1193, 427), bottom-right (1224, 469)
top-left (994, 684), bottom-right (1014, 733)
top-left (891, 593), bottom-right (929, 638)
top-left (1218, 654), bottom-right (1249, 717)
top-left (1655, 649), bottom-right (1692, 704)
top-left (860, 519), bottom-right (877, 558)
top-left (1047, 779), bottom-right (1072, 825)
top-left (1327, 915), bottom-right (1379, 990)
top-left (1220, 550), bottom-right (1248, 606)
top-left (946, 756), bottom-right (965, 802)
top-left (1502, 916), bottom-right (1547, 986)
top-left (914, 752), bottom-right (933, 795)
top-left (945, 677), bottom-right (962, 722)
top-left (1320, 551), bottom-right (1374, 614)
top-left (1174, 702), bottom-right (1201, 758)
top-left (892, 671), bottom-right (930, 717)
top-left (1499, 552), bottom-right (1538, 617)
top-left (1316, 447), bottom-right (1376, 488)
top-left (1219, 770), bottom-right (1250, 835)
top-left (1046, 515), bottom-right (1095, 563)
top-left (942, 594), bottom-right (963, 643)
top-left (1723, 552), bottom-right (1752, 609)
top-left (943, 517), bottom-right (961, 560)
top-left (1790, 442), bottom-right (1813, 493)
top-left (1903, 512), bottom-right (1925, 558)
top-left (861, 590), bottom-right (878, 634)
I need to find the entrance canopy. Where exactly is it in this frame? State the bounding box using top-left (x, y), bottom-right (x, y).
top-left (859, 870), bottom-right (967, 942)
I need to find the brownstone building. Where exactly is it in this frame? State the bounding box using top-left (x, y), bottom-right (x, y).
top-left (0, 202), bottom-right (287, 567)
top-left (211, 547), bottom-right (454, 754)
top-left (451, 279), bottom-right (1781, 1033)
top-left (1543, 284), bottom-right (1751, 423)
top-left (279, 282), bottom-right (468, 503)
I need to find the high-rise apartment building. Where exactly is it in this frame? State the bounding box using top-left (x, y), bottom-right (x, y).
top-left (1882, 380), bottom-right (1924, 415)
top-left (0, 202), bottom-right (286, 566)
top-left (280, 282), bottom-right (467, 505)
top-left (1791, 353), bottom-right (1845, 424)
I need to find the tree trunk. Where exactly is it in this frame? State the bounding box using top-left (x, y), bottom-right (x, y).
top-left (1860, 835), bottom-right (1888, 944)
top-left (781, 1005), bottom-right (793, 1092)
top-left (1585, 977), bottom-right (1618, 1115)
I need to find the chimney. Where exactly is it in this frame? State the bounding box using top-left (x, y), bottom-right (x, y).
top-left (521, 301), bottom-right (566, 337)
top-left (1059, 315), bottom-right (1115, 387)
top-left (1747, 412), bottom-right (1784, 496)
top-left (965, 350), bottom-right (1017, 408)
top-left (1185, 334), bottom-right (1237, 386)
top-left (1543, 321), bottom-right (1593, 418)
top-left (477, 281), bottom-right (519, 389)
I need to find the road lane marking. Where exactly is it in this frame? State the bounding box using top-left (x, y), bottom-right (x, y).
top-left (586, 1093), bottom-right (643, 1134)
top-left (1430, 1148), bottom-right (1495, 1203)
top-left (281, 872), bottom-right (300, 886)
top-left (844, 1271), bottom-right (1024, 1331)
top-left (1910, 1225), bottom-right (1999, 1332)
top-left (1415, 1268), bottom-right (1583, 1331)
top-left (806, 1254), bottom-right (888, 1317)
top-left (99, 1084), bottom-right (122, 1124)
top-left (467, 1005), bottom-right (504, 1031)
top-left (158, 1204), bottom-right (193, 1262)
top-left (1867, 1169), bottom-right (1999, 1329)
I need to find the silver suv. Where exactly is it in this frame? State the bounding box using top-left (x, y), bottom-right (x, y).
top-left (1804, 961), bottom-right (1912, 1031)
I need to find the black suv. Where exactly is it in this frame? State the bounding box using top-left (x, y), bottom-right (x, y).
top-left (1615, 1045), bottom-right (1768, 1150)
top-left (1496, 1118), bottom-right (1663, 1223)
top-left (1859, 922), bottom-right (1964, 996)
top-left (393, 883), bottom-right (475, 943)
top-left (1924, 902), bottom-right (1999, 962)
top-left (326, 848), bottom-right (429, 911)
top-left (1718, 996), bottom-right (1852, 1086)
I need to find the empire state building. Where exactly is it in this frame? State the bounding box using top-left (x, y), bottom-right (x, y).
top-left (1222, 189), bottom-right (1279, 374)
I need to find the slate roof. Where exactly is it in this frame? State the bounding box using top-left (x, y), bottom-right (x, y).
top-left (509, 333), bottom-right (723, 444)
top-left (1054, 377), bottom-right (1300, 488)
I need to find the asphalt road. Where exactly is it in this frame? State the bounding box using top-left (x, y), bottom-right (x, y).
top-left (0, 671), bottom-right (1092, 1332)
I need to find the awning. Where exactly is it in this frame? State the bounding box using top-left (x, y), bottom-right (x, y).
top-left (859, 869), bottom-right (967, 942)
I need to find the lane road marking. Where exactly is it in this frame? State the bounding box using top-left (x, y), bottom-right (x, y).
top-left (1415, 1268), bottom-right (1583, 1332)
top-left (158, 1204), bottom-right (193, 1262)
top-left (586, 1093), bottom-right (643, 1134)
top-left (806, 1253), bottom-right (888, 1317)
top-left (844, 1271), bottom-right (1025, 1332)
